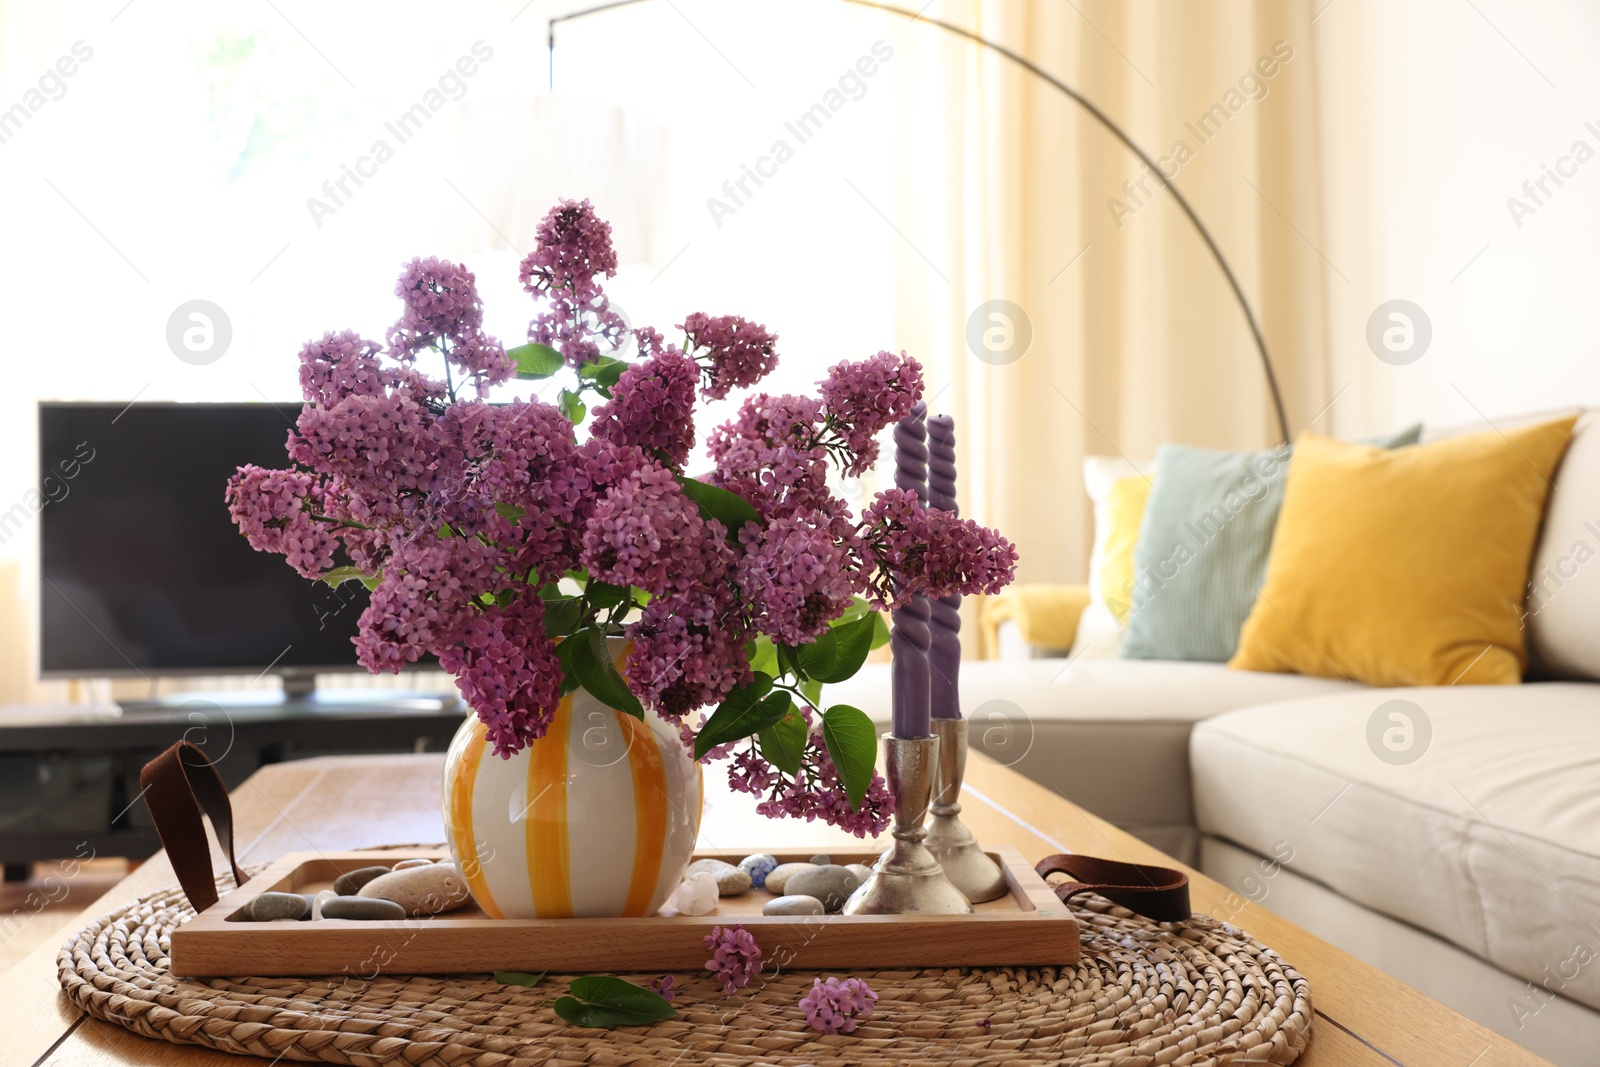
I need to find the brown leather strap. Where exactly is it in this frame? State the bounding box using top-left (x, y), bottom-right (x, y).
top-left (139, 741), bottom-right (248, 912)
top-left (1035, 852), bottom-right (1191, 924)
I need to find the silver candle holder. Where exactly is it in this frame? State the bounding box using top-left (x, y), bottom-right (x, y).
top-left (842, 735), bottom-right (973, 915)
top-left (925, 718), bottom-right (1008, 903)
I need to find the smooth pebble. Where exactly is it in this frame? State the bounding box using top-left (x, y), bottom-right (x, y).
top-left (358, 863), bottom-right (471, 915)
top-left (322, 895), bottom-right (407, 921)
top-left (685, 858), bottom-right (752, 896)
top-left (667, 871), bottom-right (719, 916)
top-left (808, 853), bottom-right (832, 866)
top-left (784, 865), bottom-right (862, 911)
top-left (241, 891), bottom-right (309, 922)
top-left (332, 865), bottom-right (393, 896)
top-left (392, 858), bottom-right (435, 870)
top-left (737, 853), bottom-right (779, 889)
top-left (846, 863), bottom-right (875, 883)
top-left (763, 894), bottom-right (826, 916)
top-left (764, 862), bottom-right (817, 896)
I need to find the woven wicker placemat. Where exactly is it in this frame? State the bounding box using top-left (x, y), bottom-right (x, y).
top-left (58, 863), bottom-right (1312, 1066)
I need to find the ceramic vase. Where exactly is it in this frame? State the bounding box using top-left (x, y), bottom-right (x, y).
top-left (440, 642), bottom-right (701, 918)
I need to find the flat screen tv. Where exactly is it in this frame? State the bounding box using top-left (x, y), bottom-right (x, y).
top-left (38, 401), bottom-right (393, 681)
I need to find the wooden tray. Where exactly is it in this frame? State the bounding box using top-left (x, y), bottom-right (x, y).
top-left (169, 847), bottom-right (1079, 977)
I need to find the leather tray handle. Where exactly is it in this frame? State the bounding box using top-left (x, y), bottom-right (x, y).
top-left (1035, 852), bottom-right (1192, 924)
top-left (139, 741), bottom-right (249, 912)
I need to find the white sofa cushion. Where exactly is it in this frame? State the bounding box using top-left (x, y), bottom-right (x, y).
top-left (1528, 409), bottom-right (1600, 680)
top-left (825, 659), bottom-right (1354, 851)
top-left (1192, 682), bottom-right (1600, 1011)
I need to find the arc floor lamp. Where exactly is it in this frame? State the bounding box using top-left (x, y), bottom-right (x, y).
top-left (547, 0), bottom-right (1293, 444)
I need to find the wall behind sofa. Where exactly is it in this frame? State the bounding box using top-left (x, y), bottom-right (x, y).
top-left (1316, 0), bottom-right (1600, 437)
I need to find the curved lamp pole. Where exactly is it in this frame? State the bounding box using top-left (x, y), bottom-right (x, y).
top-left (548, 0), bottom-right (1292, 443)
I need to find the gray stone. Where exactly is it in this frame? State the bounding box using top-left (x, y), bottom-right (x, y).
top-left (332, 865), bottom-right (393, 896)
top-left (784, 865), bottom-right (862, 911)
top-left (763, 894), bottom-right (826, 916)
top-left (391, 858), bottom-right (435, 870)
top-left (846, 863), bottom-right (875, 883)
top-left (358, 862), bottom-right (472, 915)
top-left (764, 862), bottom-right (817, 896)
top-left (808, 853), bottom-right (832, 866)
top-left (686, 858), bottom-right (752, 896)
top-left (321, 895), bottom-right (407, 921)
top-left (241, 891), bottom-right (310, 922)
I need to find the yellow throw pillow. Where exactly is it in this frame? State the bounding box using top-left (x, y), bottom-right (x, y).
top-left (1100, 475), bottom-right (1152, 624)
top-left (1229, 417), bottom-right (1577, 686)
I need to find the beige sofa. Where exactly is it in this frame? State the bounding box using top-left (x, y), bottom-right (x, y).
top-left (826, 409), bottom-right (1600, 1067)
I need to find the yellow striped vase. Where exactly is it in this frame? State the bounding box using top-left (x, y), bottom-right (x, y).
top-left (441, 650), bottom-right (702, 919)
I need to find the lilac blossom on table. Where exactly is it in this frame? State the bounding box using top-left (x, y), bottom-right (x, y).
top-left (704, 924), bottom-right (763, 995)
top-left (798, 976), bottom-right (879, 1035)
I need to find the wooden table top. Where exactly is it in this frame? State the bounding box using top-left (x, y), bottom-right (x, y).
top-left (2, 752), bottom-right (1550, 1067)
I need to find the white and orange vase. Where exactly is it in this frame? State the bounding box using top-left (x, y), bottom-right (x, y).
top-left (441, 643), bottom-right (702, 919)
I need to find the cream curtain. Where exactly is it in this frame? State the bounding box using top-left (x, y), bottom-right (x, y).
top-left (886, 0), bottom-right (1329, 586)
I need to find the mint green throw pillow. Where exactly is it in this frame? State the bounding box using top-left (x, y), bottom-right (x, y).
top-left (1120, 425), bottom-right (1422, 663)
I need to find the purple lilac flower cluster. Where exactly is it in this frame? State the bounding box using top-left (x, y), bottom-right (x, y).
top-left (798, 976), bottom-right (879, 1035)
top-left (520, 198), bottom-right (628, 368)
top-left (227, 198), bottom-right (1018, 830)
top-left (703, 924), bottom-right (763, 995)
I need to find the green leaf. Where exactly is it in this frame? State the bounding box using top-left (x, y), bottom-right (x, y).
top-left (693, 673), bottom-right (778, 759)
top-left (831, 597), bottom-right (891, 650)
top-left (675, 475), bottom-right (760, 536)
top-left (798, 613), bottom-right (877, 684)
top-left (552, 975), bottom-right (677, 1028)
top-left (571, 625), bottom-right (644, 719)
top-left (554, 629), bottom-right (584, 697)
top-left (321, 565), bottom-right (374, 589)
top-left (510, 342), bottom-right (564, 379)
top-left (776, 643), bottom-right (804, 681)
top-left (541, 595), bottom-right (583, 637)
top-left (869, 611), bottom-right (890, 650)
top-left (494, 970), bottom-right (546, 987)
top-left (822, 704), bottom-right (877, 810)
top-left (747, 635), bottom-right (779, 678)
top-left (494, 502), bottom-right (526, 522)
top-left (578, 355), bottom-right (629, 389)
top-left (759, 709), bottom-right (808, 778)
top-left (558, 388), bottom-right (587, 424)
top-left (585, 580), bottom-right (629, 610)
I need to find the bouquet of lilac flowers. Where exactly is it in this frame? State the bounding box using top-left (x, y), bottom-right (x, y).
top-left (228, 199), bottom-right (1017, 836)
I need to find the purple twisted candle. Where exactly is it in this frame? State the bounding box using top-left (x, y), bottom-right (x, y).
top-left (890, 401), bottom-right (931, 739)
top-left (926, 414), bottom-right (962, 721)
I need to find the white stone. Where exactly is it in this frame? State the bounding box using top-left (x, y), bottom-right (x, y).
top-left (667, 871), bottom-right (719, 916)
top-left (311, 889), bottom-right (337, 919)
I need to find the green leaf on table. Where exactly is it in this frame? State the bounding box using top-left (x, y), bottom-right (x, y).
top-left (571, 626), bottom-right (644, 719)
top-left (693, 673), bottom-right (778, 759)
top-left (558, 388), bottom-right (587, 424)
top-left (552, 975), bottom-right (677, 1028)
top-left (510, 342), bottom-right (564, 379)
top-left (746, 635), bottom-right (779, 678)
top-left (759, 709), bottom-right (808, 778)
top-left (494, 502), bottom-right (526, 522)
top-left (796, 613), bottom-right (877, 684)
top-left (822, 704), bottom-right (877, 810)
top-left (577, 355), bottom-right (629, 389)
top-left (675, 475), bottom-right (760, 535)
top-left (494, 970), bottom-right (547, 988)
